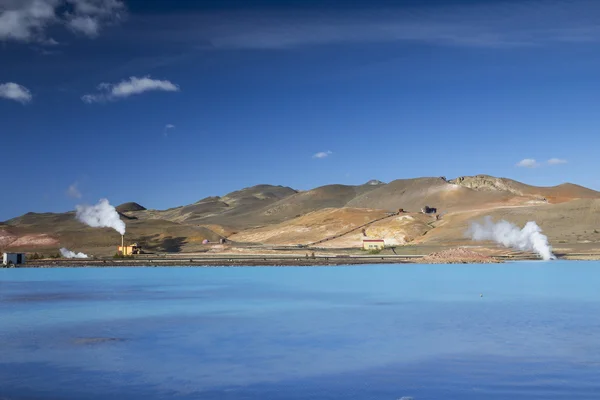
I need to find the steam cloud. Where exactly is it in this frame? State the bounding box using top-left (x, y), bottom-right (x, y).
top-left (75, 199), bottom-right (126, 235)
top-left (468, 216), bottom-right (556, 260)
top-left (60, 248), bottom-right (89, 259)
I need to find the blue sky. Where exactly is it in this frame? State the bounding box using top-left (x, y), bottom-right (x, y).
top-left (1, 0), bottom-right (600, 220)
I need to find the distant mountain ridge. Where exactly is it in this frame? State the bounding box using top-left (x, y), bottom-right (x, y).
top-left (3, 175), bottom-right (600, 256)
top-left (449, 175), bottom-right (600, 201)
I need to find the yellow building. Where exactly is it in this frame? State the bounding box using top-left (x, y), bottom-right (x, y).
top-left (363, 239), bottom-right (385, 251)
top-left (117, 243), bottom-right (141, 256)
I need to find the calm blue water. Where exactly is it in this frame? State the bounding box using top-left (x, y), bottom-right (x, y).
top-left (1, 261), bottom-right (600, 399)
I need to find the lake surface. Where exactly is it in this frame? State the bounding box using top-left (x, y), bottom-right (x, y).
top-left (1, 261), bottom-right (600, 399)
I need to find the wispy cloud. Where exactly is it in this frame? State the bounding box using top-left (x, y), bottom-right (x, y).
top-left (0, 82), bottom-right (32, 104)
top-left (516, 159), bottom-right (539, 168)
top-left (68, 15), bottom-right (100, 37)
top-left (66, 182), bottom-right (82, 199)
top-left (547, 158), bottom-right (568, 165)
top-left (44, 37), bottom-right (59, 45)
top-left (82, 76), bottom-right (180, 103)
top-left (313, 150), bottom-right (333, 159)
top-left (31, 46), bottom-right (62, 55)
top-left (0, 0), bottom-right (126, 43)
top-left (146, 0), bottom-right (600, 51)
top-left (163, 124), bottom-right (176, 137)
top-left (516, 158), bottom-right (568, 168)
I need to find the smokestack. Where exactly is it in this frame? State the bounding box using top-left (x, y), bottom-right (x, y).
top-left (121, 235), bottom-right (124, 254)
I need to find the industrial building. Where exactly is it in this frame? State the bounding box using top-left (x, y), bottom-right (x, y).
top-left (117, 243), bottom-right (142, 256)
top-left (2, 253), bottom-right (25, 266)
top-left (421, 205), bottom-right (437, 214)
top-left (363, 239), bottom-right (385, 251)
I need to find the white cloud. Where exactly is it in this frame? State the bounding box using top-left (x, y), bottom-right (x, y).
top-left (313, 150), bottom-right (333, 159)
top-left (516, 158), bottom-right (539, 168)
top-left (81, 94), bottom-right (98, 103)
top-left (0, 0), bottom-right (126, 43)
top-left (68, 15), bottom-right (99, 36)
top-left (82, 76), bottom-right (180, 103)
top-left (66, 182), bottom-right (82, 199)
top-left (547, 158), bottom-right (567, 165)
top-left (0, 0), bottom-right (57, 42)
top-left (68, 0), bottom-right (124, 17)
top-left (158, 0), bottom-right (600, 51)
top-left (516, 158), bottom-right (568, 168)
top-left (0, 82), bottom-right (32, 103)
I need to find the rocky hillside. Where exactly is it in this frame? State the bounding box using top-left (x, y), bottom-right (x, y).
top-left (116, 202), bottom-right (147, 213)
top-left (450, 175), bottom-right (600, 203)
top-left (134, 184), bottom-right (297, 227)
top-left (4, 211), bottom-right (224, 256)
top-left (3, 175), bottom-right (600, 255)
top-left (347, 177), bottom-right (513, 212)
top-left (130, 183), bottom-right (380, 230)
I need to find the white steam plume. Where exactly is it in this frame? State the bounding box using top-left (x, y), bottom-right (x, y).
top-left (468, 216), bottom-right (556, 260)
top-left (60, 248), bottom-right (89, 259)
top-left (75, 198), bottom-right (126, 235)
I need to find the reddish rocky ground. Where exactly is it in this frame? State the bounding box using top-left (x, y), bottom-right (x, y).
top-left (420, 248), bottom-right (500, 264)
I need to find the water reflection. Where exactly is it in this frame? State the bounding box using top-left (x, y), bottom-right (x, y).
top-left (1, 262), bottom-right (599, 399)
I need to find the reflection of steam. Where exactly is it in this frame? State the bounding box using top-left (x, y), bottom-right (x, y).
top-left (75, 199), bottom-right (125, 235)
top-left (60, 248), bottom-right (89, 259)
top-left (468, 216), bottom-right (556, 260)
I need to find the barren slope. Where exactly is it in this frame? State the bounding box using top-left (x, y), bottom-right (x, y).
top-left (5, 175), bottom-right (599, 255)
top-left (347, 177), bottom-right (515, 213)
top-left (450, 175), bottom-right (600, 203)
top-left (116, 202), bottom-right (146, 213)
top-left (4, 212), bottom-right (224, 256)
top-left (133, 184), bottom-right (297, 228)
top-left (416, 198), bottom-right (600, 247)
top-left (0, 224), bottom-right (59, 250)
top-left (319, 212), bottom-right (432, 248)
top-left (229, 206), bottom-right (433, 248)
top-left (192, 183), bottom-right (382, 229)
top-left (229, 207), bottom-right (389, 245)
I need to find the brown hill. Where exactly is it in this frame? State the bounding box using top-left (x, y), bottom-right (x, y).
top-left (411, 198), bottom-right (600, 251)
top-left (136, 184), bottom-right (297, 227)
top-left (4, 211), bottom-right (224, 256)
top-left (144, 183), bottom-right (382, 231)
top-left (229, 207), bottom-right (434, 248)
top-left (116, 202), bottom-right (146, 213)
top-left (4, 175), bottom-right (600, 255)
top-left (230, 207), bottom-right (390, 245)
top-left (317, 212), bottom-right (431, 248)
top-left (141, 196), bottom-right (230, 223)
top-left (347, 177), bottom-right (514, 213)
top-left (450, 175), bottom-right (600, 203)
top-left (249, 184), bottom-right (381, 225)
top-left (6, 212), bottom-right (78, 233)
top-left (1, 224), bottom-right (60, 249)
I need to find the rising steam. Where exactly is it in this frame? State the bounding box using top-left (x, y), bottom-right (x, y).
top-left (60, 248), bottom-right (89, 259)
top-left (75, 198), bottom-right (125, 235)
top-left (468, 216), bottom-right (556, 260)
